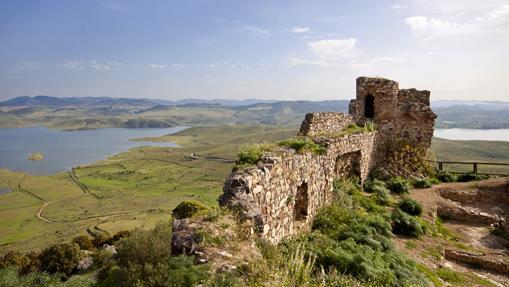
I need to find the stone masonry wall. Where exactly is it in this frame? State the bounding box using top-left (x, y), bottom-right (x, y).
top-left (218, 76), bottom-right (436, 244)
top-left (298, 112), bottom-right (353, 136)
top-left (220, 132), bottom-right (376, 243)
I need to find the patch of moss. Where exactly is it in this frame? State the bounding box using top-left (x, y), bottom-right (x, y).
top-left (172, 200), bottom-right (207, 219)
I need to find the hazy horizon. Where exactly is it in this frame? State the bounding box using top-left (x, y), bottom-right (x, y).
top-left (1, 0), bottom-right (508, 101)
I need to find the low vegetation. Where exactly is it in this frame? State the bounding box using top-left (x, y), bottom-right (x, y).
top-left (398, 198), bottom-right (423, 216)
top-left (387, 176), bottom-right (413, 194)
top-left (278, 137), bottom-right (326, 155)
top-left (172, 200), bottom-right (208, 219)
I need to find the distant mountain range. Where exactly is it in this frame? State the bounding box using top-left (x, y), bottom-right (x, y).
top-left (2, 95), bottom-right (508, 109)
top-left (1, 96), bottom-right (509, 129)
top-left (0, 95), bottom-right (280, 108)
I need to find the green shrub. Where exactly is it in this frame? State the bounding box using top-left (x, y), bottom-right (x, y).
top-left (91, 233), bottom-right (112, 248)
top-left (0, 266), bottom-right (95, 287)
top-left (398, 198), bottom-right (423, 216)
top-left (365, 121), bottom-right (376, 132)
top-left (0, 251), bottom-right (29, 269)
top-left (278, 137), bottom-right (326, 155)
top-left (373, 187), bottom-right (392, 206)
top-left (99, 222), bottom-right (210, 286)
top-left (39, 243), bottom-right (83, 275)
top-left (413, 178), bottom-right (433, 189)
top-left (436, 171), bottom-right (457, 183)
top-left (72, 235), bottom-right (94, 251)
top-left (111, 230), bottom-right (131, 242)
top-left (387, 177), bottom-right (412, 194)
top-left (430, 177), bottom-right (440, 185)
top-left (436, 267), bottom-right (464, 284)
top-left (391, 209), bottom-right (424, 237)
top-left (236, 143), bottom-right (273, 165)
top-left (457, 173), bottom-right (489, 182)
top-left (172, 200), bottom-right (207, 219)
top-left (363, 178), bottom-right (387, 193)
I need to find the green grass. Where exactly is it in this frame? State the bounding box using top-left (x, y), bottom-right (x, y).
top-left (1, 124), bottom-right (508, 256)
top-left (0, 125), bottom-right (295, 254)
top-left (431, 138), bottom-right (509, 174)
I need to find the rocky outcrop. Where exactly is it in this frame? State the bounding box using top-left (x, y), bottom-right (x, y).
top-left (445, 249), bottom-right (509, 274)
top-left (437, 201), bottom-right (505, 225)
top-left (171, 215), bottom-right (262, 272)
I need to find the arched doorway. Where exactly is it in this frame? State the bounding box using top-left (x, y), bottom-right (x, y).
top-left (364, 94), bottom-right (375, 118)
top-left (294, 182), bottom-right (309, 221)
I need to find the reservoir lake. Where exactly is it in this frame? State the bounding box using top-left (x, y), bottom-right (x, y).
top-left (0, 126), bottom-right (187, 175)
top-left (0, 127), bottom-right (507, 176)
top-left (434, 128), bottom-right (509, 142)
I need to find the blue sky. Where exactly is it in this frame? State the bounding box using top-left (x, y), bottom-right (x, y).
top-left (0, 0), bottom-right (508, 101)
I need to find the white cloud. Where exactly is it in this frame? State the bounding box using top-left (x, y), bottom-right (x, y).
top-left (211, 17), bottom-right (224, 24)
top-left (309, 38), bottom-right (359, 62)
top-left (148, 63), bottom-right (184, 70)
top-left (234, 25), bottom-right (271, 36)
top-left (404, 3), bottom-right (509, 39)
top-left (405, 16), bottom-right (457, 30)
top-left (287, 38), bottom-right (361, 67)
top-left (291, 26), bottom-right (310, 33)
top-left (392, 4), bottom-right (407, 9)
top-left (488, 4), bottom-right (509, 19)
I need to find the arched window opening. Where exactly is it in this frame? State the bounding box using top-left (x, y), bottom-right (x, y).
top-left (364, 94), bottom-right (375, 118)
top-left (294, 182), bottom-right (309, 221)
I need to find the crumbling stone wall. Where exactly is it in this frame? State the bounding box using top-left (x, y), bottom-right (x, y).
top-left (220, 132), bottom-right (376, 243)
top-left (219, 76), bottom-right (436, 244)
top-left (298, 112), bottom-right (353, 136)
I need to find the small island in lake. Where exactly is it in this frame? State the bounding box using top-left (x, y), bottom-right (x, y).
top-left (26, 152), bottom-right (44, 161)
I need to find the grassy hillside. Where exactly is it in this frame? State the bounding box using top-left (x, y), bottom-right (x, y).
top-left (0, 125), bottom-right (295, 254)
top-left (1, 125), bottom-right (508, 254)
top-left (431, 138), bottom-right (509, 174)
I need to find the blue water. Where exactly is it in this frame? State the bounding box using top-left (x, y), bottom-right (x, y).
top-left (0, 187), bottom-right (11, 195)
top-left (0, 126), bottom-right (188, 175)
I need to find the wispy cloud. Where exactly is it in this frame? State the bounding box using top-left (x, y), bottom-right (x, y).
top-left (60, 60), bottom-right (124, 71)
top-left (288, 38), bottom-right (360, 67)
top-left (148, 63), bottom-right (184, 70)
top-left (233, 25), bottom-right (271, 36)
top-left (405, 4), bottom-right (509, 40)
top-left (405, 16), bottom-right (457, 30)
top-left (312, 16), bottom-right (343, 23)
top-left (291, 26), bottom-right (310, 33)
top-left (392, 4), bottom-right (407, 9)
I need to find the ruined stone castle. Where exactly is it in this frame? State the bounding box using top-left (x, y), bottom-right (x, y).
top-left (220, 77), bottom-right (437, 243)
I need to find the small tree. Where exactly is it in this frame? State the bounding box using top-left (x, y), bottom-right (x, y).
top-left (72, 235), bottom-right (94, 251)
top-left (39, 243), bottom-right (82, 275)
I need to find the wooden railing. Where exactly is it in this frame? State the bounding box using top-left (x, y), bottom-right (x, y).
top-left (431, 160), bottom-right (509, 176)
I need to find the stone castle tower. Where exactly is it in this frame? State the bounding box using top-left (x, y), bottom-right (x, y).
top-left (349, 77), bottom-right (436, 148)
top-left (220, 76), bottom-right (437, 243)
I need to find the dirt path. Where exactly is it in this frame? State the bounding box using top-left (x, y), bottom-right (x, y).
top-left (402, 177), bottom-right (509, 285)
top-left (36, 202), bottom-right (51, 223)
top-left (0, 173), bottom-right (53, 223)
top-left (189, 153), bottom-right (235, 163)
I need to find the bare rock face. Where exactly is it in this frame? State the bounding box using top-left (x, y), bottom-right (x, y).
top-left (171, 215), bottom-right (262, 272)
top-left (171, 219), bottom-right (201, 255)
top-left (437, 201), bottom-right (505, 226)
top-left (445, 249), bottom-right (509, 274)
